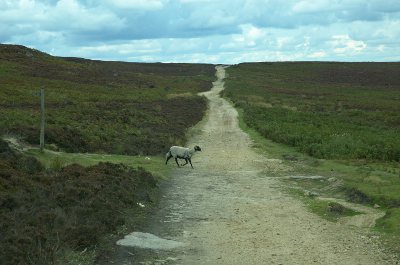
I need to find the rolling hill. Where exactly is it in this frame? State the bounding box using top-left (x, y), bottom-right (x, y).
top-left (0, 44), bottom-right (215, 155)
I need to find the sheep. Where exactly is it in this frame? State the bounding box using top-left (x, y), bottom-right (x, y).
top-left (165, 145), bottom-right (201, 169)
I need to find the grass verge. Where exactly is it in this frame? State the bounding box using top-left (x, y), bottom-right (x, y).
top-left (25, 148), bottom-right (170, 180)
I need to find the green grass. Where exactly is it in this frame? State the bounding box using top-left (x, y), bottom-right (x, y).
top-left (25, 148), bottom-right (170, 179)
top-left (308, 197), bottom-right (360, 222)
top-left (288, 189), bottom-right (361, 222)
top-left (376, 208), bottom-right (400, 234)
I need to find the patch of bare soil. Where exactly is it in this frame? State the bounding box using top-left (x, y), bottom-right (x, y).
top-left (112, 66), bottom-right (398, 264)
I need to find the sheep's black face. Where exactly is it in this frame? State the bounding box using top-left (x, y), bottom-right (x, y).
top-left (195, 145), bottom-right (202, 151)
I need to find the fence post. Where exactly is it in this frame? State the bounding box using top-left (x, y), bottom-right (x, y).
top-left (40, 88), bottom-right (45, 152)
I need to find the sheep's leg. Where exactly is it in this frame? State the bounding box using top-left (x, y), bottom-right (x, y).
top-left (174, 157), bottom-right (180, 167)
top-left (181, 159), bottom-right (188, 167)
top-left (165, 153), bottom-right (173, 165)
top-left (188, 158), bottom-right (194, 169)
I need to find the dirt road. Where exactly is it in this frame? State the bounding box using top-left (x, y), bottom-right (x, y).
top-left (116, 66), bottom-right (396, 264)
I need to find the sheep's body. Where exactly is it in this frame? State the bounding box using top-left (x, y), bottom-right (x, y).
top-left (165, 145), bottom-right (201, 169)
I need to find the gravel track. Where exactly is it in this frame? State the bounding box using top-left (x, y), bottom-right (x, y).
top-left (115, 66), bottom-right (396, 265)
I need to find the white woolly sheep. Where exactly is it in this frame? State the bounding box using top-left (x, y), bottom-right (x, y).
top-left (165, 145), bottom-right (202, 169)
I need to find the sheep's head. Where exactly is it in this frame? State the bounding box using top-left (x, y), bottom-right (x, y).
top-left (194, 145), bottom-right (202, 152)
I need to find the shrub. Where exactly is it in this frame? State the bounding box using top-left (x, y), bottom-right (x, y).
top-left (225, 62), bottom-right (400, 162)
top-left (346, 187), bottom-right (372, 204)
top-left (0, 141), bottom-right (159, 264)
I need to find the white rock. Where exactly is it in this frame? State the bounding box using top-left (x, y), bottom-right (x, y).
top-left (116, 232), bottom-right (185, 250)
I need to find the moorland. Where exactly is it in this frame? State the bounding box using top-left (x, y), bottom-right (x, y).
top-left (1, 45), bottom-right (400, 264)
top-left (0, 44), bottom-right (215, 264)
top-left (224, 62), bottom-right (400, 248)
top-left (0, 44), bottom-right (215, 155)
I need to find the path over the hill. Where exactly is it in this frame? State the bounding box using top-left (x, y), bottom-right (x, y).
top-left (117, 66), bottom-right (395, 264)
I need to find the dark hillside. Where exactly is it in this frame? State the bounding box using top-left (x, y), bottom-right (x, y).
top-left (0, 45), bottom-right (214, 89)
top-left (0, 44), bottom-right (215, 154)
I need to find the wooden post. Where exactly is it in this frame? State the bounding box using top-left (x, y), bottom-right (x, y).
top-left (40, 88), bottom-right (45, 152)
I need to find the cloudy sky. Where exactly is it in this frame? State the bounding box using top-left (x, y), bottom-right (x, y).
top-left (1, 0), bottom-right (400, 63)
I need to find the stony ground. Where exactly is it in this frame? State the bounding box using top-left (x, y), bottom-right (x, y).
top-left (111, 66), bottom-right (397, 265)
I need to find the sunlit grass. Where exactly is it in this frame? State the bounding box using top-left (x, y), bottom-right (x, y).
top-left (26, 148), bottom-right (171, 179)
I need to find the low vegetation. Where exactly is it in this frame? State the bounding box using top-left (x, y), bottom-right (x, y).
top-left (225, 62), bottom-right (400, 161)
top-left (301, 194), bottom-right (360, 223)
top-left (25, 148), bottom-right (170, 178)
top-left (0, 139), bottom-right (159, 264)
top-left (0, 45), bottom-right (216, 264)
top-left (0, 44), bottom-right (215, 155)
top-left (224, 62), bottom-right (400, 246)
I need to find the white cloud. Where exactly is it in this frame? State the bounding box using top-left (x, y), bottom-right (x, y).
top-left (0, 0), bottom-right (125, 35)
top-left (1, 0), bottom-right (399, 63)
top-left (228, 50), bottom-right (307, 63)
top-left (231, 24), bottom-right (267, 48)
top-left (276, 37), bottom-right (292, 49)
top-left (183, 7), bottom-right (236, 31)
top-left (244, 24), bottom-right (265, 40)
top-left (105, 0), bottom-right (166, 10)
top-left (180, 0), bottom-right (219, 3)
top-left (330, 34), bottom-right (367, 54)
top-left (292, 0), bottom-right (337, 13)
top-left (51, 0), bottom-right (125, 31)
top-left (78, 40), bottom-right (162, 55)
top-left (377, 45), bottom-right (385, 52)
top-left (308, 51), bottom-right (327, 58)
top-left (18, 0), bottom-right (35, 9)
